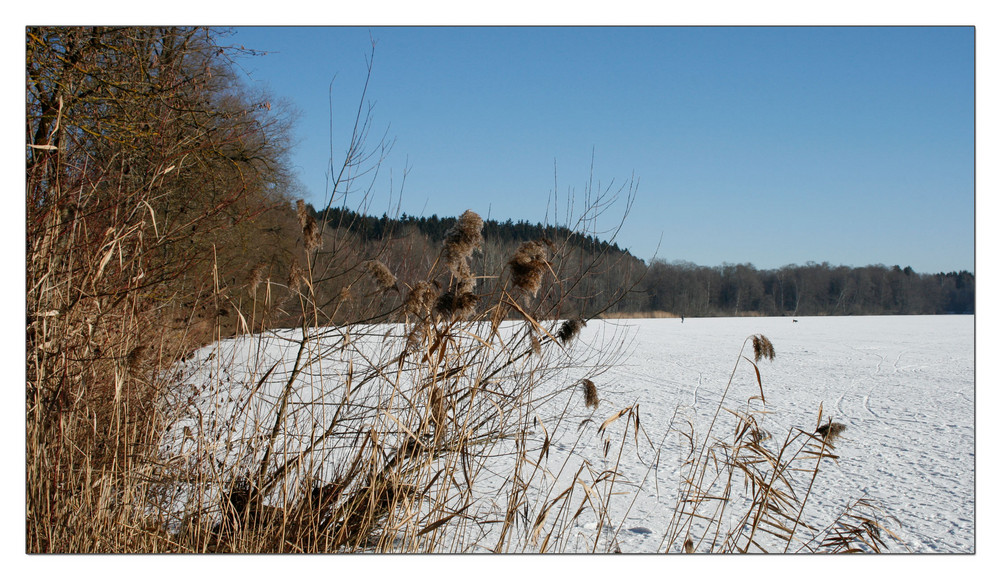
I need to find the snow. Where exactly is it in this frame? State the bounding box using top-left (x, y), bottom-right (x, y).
top-left (586, 315), bottom-right (974, 553)
top-left (158, 315), bottom-right (974, 553)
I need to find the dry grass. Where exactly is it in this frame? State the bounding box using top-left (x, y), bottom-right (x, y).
top-left (25, 190), bottom-right (643, 553)
top-left (26, 30), bottom-right (901, 551)
top-left (659, 334), bottom-right (903, 553)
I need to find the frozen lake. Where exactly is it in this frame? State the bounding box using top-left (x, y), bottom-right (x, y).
top-left (583, 315), bottom-right (975, 553)
top-left (162, 314), bottom-right (974, 553)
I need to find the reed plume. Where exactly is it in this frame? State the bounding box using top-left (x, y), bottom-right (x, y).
top-left (403, 281), bottom-right (437, 318)
top-left (288, 260), bottom-right (305, 293)
top-left (248, 263), bottom-right (266, 294)
top-left (363, 259), bottom-right (398, 292)
top-left (442, 210), bottom-right (483, 278)
top-left (508, 239), bottom-right (552, 297)
top-left (435, 289), bottom-right (478, 321)
top-left (580, 378), bottom-right (599, 409)
top-left (752, 334), bottom-right (775, 362)
top-left (557, 319), bottom-right (585, 345)
top-left (816, 421), bottom-right (847, 442)
top-left (530, 334), bottom-right (542, 357)
top-left (296, 199), bottom-right (322, 252)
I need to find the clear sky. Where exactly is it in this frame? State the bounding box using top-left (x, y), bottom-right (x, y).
top-left (229, 26), bottom-right (974, 274)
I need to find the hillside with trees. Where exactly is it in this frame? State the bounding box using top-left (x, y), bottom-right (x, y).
top-left (290, 204), bottom-right (974, 322)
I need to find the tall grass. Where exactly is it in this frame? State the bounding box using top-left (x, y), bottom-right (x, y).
top-left (26, 38), bottom-right (901, 551)
top-left (143, 199), bottom-right (651, 552)
top-left (658, 334), bottom-right (904, 553)
top-left (26, 169), bottom-right (904, 552)
top-left (25, 148), bottom-right (903, 552)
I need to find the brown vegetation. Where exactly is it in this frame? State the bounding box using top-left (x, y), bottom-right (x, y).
top-left (25, 27), bottom-right (902, 554)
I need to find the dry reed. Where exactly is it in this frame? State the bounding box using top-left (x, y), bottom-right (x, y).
top-left (363, 259), bottom-right (398, 291)
top-left (816, 421), bottom-right (847, 442)
top-left (297, 199), bottom-right (322, 252)
top-left (508, 239), bottom-right (552, 297)
top-left (442, 210), bottom-right (483, 278)
top-left (580, 379), bottom-right (599, 409)
top-left (403, 281), bottom-right (437, 318)
top-left (557, 319), bottom-right (585, 345)
top-left (662, 334), bottom-right (902, 553)
top-left (752, 334), bottom-right (776, 362)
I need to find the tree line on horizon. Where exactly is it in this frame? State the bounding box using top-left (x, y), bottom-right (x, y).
top-left (641, 259), bottom-right (974, 317)
top-left (303, 204), bottom-right (975, 319)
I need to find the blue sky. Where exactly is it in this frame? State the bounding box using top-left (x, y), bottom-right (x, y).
top-left (230, 26), bottom-right (974, 274)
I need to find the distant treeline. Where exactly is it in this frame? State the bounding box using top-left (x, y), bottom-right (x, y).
top-left (641, 260), bottom-right (974, 317)
top-left (307, 205), bottom-right (973, 319)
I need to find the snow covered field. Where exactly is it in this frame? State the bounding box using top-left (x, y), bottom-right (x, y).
top-left (161, 315), bottom-right (974, 553)
top-left (584, 315), bottom-right (975, 553)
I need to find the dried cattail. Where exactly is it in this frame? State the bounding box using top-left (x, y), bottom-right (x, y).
top-left (557, 318), bottom-right (585, 345)
top-left (363, 259), bottom-right (398, 291)
top-left (508, 239), bottom-right (551, 297)
top-left (403, 281), bottom-right (437, 317)
top-left (816, 421), bottom-right (847, 441)
top-left (580, 378), bottom-right (599, 409)
top-left (442, 210), bottom-right (483, 278)
top-left (683, 538), bottom-right (695, 553)
top-left (752, 334), bottom-right (775, 362)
